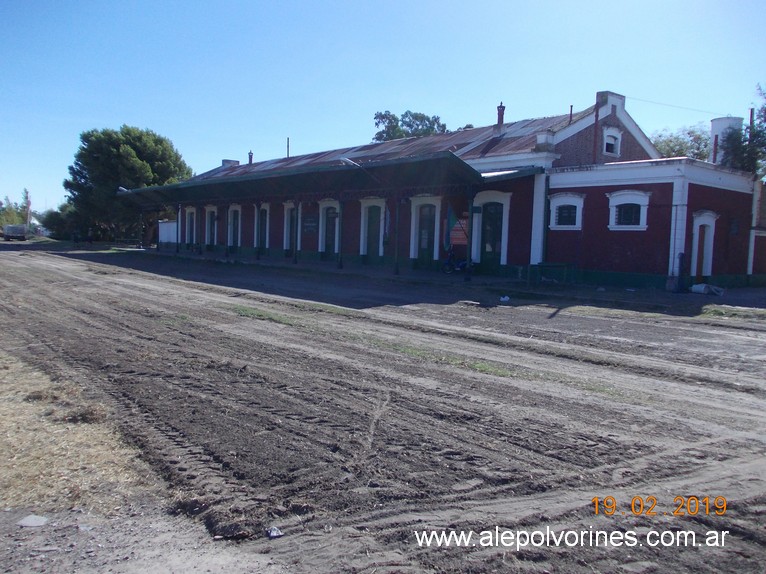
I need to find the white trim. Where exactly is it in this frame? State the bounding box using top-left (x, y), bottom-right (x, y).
top-left (283, 201), bottom-right (302, 251)
top-left (466, 152), bottom-right (559, 173)
top-left (748, 180), bottom-right (763, 275)
top-left (667, 178), bottom-right (688, 276)
top-left (254, 203), bottom-right (270, 249)
top-left (603, 126), bottom-right (622, 157)
top-left (530, 174), bottom-right (547, 264)
top-left (359, 198), bottom-right (386, 257)
top-left (204, 205), bottom-right (217, 246)
top-left (227, 204), bottom-right (242, 247)
top-left (409, 196), bottom-right (441, 261)
top-left (691, 210), bottom-right (719, 277)
top-left (550, 158), bottom-right (754, 194)
top-left (548, 192), bottom-right (584, 231)
top-left (318, 199), bottom-right (340, 254)
top-left (606, 190), bottom-right (651, 231)
top-left (471, 190), bottom-right (511, 265)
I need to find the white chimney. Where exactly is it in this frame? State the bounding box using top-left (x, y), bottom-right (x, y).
top-left (709, 117), bottom-right (743, 163)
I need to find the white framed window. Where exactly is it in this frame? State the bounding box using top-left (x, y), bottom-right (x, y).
top-left (184, 207), bottom-right (197, 244)
top-left (205, 205), bottom-right (217, 246)
top-left (254, 203), bottom-right (270, 248)
top-left (691, 210), bottom-right (719, 277)
top-left (359, 198), bottom-right (386, 257)
top-left (227, 204), bottom-right (242, 248)
top-left (606, 190), bottom-right (651, 231)
top-left (318, 199), bottom-right (340, 253)
top-left (603, 126), bottom-right (622, 157)
top-left (548, 192), bottom-right (584, 230)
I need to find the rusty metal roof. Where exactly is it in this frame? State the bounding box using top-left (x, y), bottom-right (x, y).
top-left (120, 105), bottom-right (584, 209)
top-left (191, 107), bottom-right (593, 183)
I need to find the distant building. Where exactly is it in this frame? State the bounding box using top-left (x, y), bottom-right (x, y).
top-left (122, 91), bottom-right (765, 288)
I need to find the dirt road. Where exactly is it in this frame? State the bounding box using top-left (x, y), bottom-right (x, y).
top-left (1, 246), bottom-right (764, 573)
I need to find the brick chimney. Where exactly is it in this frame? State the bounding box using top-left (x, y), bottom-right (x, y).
top-left (248, 150), bottom-right (253, 164)
top-left (497, 102), bottom-right (505, 126)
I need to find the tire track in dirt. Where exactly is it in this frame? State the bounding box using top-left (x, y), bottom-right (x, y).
top-left (2, 250), bottom-right (765, 573)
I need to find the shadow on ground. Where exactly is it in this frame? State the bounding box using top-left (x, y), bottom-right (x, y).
top-left (5, 240), bottom-right (765, 317)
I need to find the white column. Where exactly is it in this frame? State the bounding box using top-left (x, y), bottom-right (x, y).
top-left (529, 173), bottom-right (547, 265)
top-left (667, 177), bottom-right (689, 276)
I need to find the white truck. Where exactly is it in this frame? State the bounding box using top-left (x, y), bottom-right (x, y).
top-left (3, 224), bottom-right (28, 241)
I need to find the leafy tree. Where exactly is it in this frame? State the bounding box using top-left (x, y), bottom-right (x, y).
top-left (63, 125), bottom-right (192, 240)
top-left (40, 202), bottom-right (79, 240)
top-left (651, 124), bottom-right (710, 160)
top-left (719, 86), bottom-right (766, 176)
top-left (373, 110), bottom-right (448, 142)
top-left (0, 193), bottom-right (27, 227)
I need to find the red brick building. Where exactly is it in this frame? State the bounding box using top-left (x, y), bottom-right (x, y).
top-left (125, 91), bottom-right (764, 288)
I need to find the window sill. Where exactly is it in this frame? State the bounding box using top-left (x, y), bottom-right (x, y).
top-left (549, 225), bottom-right (582, 231)
top-left (608, 224), bottom-right (647, 231)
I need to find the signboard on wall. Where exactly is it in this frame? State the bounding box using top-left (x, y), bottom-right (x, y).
top-left (302, 215), bottom-right (318, 234)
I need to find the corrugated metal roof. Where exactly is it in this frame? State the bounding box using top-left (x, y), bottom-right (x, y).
top-left (120, 103), bottom-right (591, 208)
top-left (187, 105), bottom-right (595, 183)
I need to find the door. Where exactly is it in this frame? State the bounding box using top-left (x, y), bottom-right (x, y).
top-left (481, 202), bottom-right (503, 272)
top-left (207, 210), bottom-right (216, 246)
top-left (258, 208), bottom-right (268, 251)
top-left (366, 205), bottom-right (381, 261)
top-left (285, 207), bottom-right (295, 257)
top-left (229, 209), bottom-right (240, 252)
top-left (323, 206), bottom-right (337, 260)
top-left (418, 204), bottom-right (435, 267)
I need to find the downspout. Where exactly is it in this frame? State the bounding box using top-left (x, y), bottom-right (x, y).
top-left (748, 178), bottom-right (762, 276)
top-left (337, 200), bottom-right (344, 269)
top-left (393, 196), bottom-right (401, 275)
top-left (176, 204), bottom-right (180, 253)
top-left (592, 100), bottom-right (600, 164)
top-left (465, 189), bottom-right (474, 282)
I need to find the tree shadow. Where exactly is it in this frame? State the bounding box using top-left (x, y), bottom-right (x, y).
top-left (7, 242), bottom-right (764, 317)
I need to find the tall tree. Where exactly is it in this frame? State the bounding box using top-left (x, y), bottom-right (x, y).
top-left (63, 125), bottom-right (192, 239)
top-left (373, 110), bottom-right (448, 142)
top-left (651, 124), bottom-right (710, 160)
top-left (719, 86), bottom-right (766, 176)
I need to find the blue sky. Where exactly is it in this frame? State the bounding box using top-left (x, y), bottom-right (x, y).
top-left (1, 0), bottom-right (763, 212)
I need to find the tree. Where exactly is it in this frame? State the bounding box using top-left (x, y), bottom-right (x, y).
top-left (40, 202), bottom-right (78, 240)
top-left (719, 86), bottom-right (766, 176)
top-left (651, 124), bottom-right (710, 160)
top-left (373, 110), bottom-right (448, 142)
top-left (0, 193), bottom-right (27, 228)
top-left (63, 125), bottom-right (192, 240)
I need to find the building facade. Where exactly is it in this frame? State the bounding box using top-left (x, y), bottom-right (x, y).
top-left (123, 91), bottom-right (765, 288)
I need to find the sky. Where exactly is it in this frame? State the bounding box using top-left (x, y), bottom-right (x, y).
top-left (1, 0), bottom-right (764, 213)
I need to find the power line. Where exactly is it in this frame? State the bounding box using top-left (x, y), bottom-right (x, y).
top-left (625, 95), bottom-right (729, 117)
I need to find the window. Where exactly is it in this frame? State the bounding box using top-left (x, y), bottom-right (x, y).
top-left (603, 126), bottom-right (622, 157)
top-left (615, 203), bottom-right (641, 226)
top-left (606, 190), bottom-right (651, 231)
top-left (548, 192), bottom-right (584, 230)
top-left (556, 205), bottom-right (577, 226)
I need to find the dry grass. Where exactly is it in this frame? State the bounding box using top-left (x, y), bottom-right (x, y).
top-left (0, 352), bottom-right (158, 513)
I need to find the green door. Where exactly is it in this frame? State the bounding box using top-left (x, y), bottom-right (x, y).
top-left (418, 204), bottom-right (435, 268)
top-left (323, 207), bottom-right (337, 261)
top-left (366, 205), bottom-right (381, 262)
top-left (481, 202), bottom-right (503, 272)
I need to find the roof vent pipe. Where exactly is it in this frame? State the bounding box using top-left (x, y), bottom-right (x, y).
top-left (248, 150), bottom-right (253, 164)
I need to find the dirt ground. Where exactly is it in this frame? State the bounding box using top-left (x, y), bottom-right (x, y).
top-left (0, 243), bottom-right (764, 573)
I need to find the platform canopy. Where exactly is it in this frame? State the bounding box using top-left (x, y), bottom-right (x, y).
top-left (118, 151), bottom-right (507, 210)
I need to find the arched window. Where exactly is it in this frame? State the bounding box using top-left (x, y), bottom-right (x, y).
top-left (603, 126), bottom-right (622, 157)
top-left (606, 190), bottom-right (650, 231)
